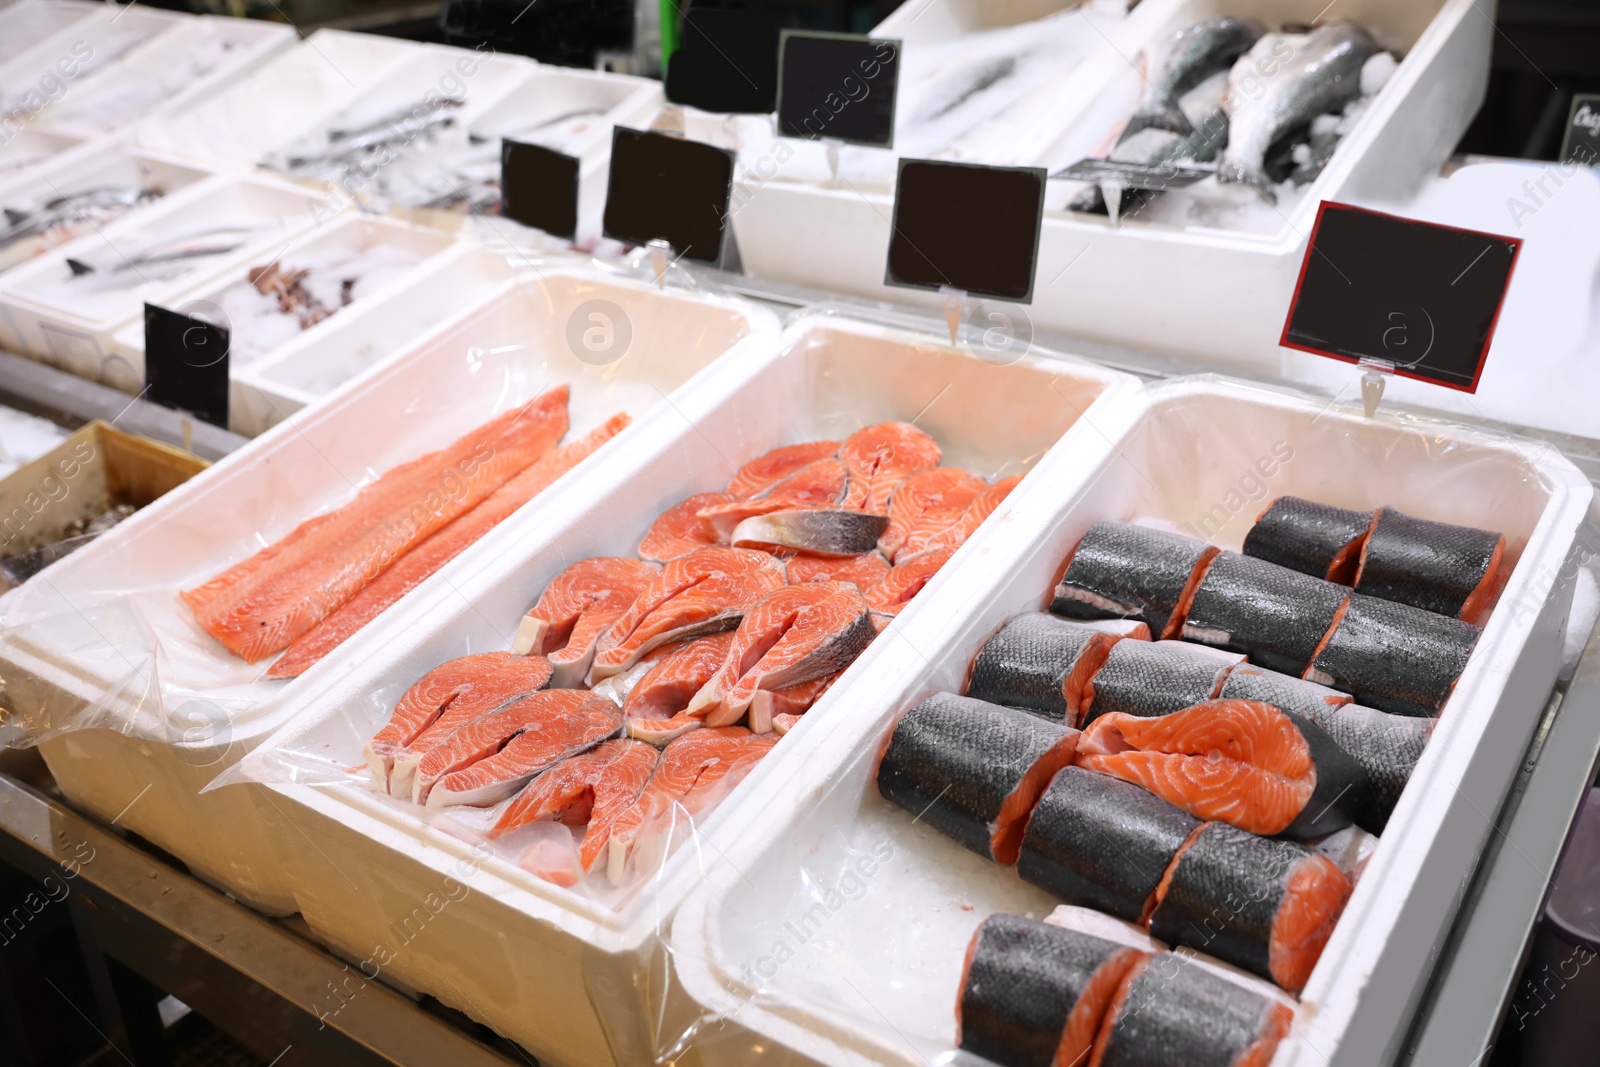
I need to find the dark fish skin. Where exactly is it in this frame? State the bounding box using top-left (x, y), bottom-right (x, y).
top-left (1354, 506), bottom-right (1505, 620)
top-left (730, 509), bottom-right (889, 558)
top-left (958, 914), bottom-right (1144, 1067)
top-left (1279, 708), bottom-right (1369, 839)
top-left (1181, 551), bottom-right (1350, 676)
top-left (966, 614), bottom-right (1125, 725)
top-left (1125, 15), bottom-right (1266, 139)
top-left (1019, 767), bottom-right (1200, 924)
top-left (1082, 640), bottom-right (1241, 723)
top-left (1317, 704), bottom-right (1432, 834)
top-left (1095, 952), bottom-right (1289, 1067)
top-left (1218, 664), bottom-right (1352, 721)
top-left (1304, 593), bottom-right (1480, 717)
top-left (1243, 496), bottom-right (1373, 583)
top-left (876, 694), bottom-right (1077, 865)
top-left (1051, 521), bottom-right (1218, 639)
top-left (1148, 823), bottom-right (1336, 988)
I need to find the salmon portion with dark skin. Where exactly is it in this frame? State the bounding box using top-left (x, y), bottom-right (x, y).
top-left (1303, 592), bottom-right (1480, 717)
top-left (840, 422), bottom-right (942, 514)
top-left (1051, 521), bottom-right (1218, 640)
top-left (1080, 640), bottom-right (1240, 724)
top-left (1243, 495), bottom-right (1374, 584)
top-left (1088, 952), bottom-right (1292, 1067)
top-left (637, 492), bottom-right (735, 562)
top-left (1354, 505), bottom-right (1506, 623)
top-left (1179, 551), bottom-right (1350, 677)
top-left (966, 613), bottom-right (1129, 726)
top-left (724, 440), bottom-right (840, 500)
top-left (1077, 700), bottom-right (1367, 840)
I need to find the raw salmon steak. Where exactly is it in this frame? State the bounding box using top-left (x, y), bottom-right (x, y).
top-left (730, 508), bottom-right (888, 557)
top-left (692, 581), bottom-right (874, 726)
top-left (957, 913), bottom-right (1146, 1067)
top-left (269, 414), bottom-right (629, 679)
top-left (748, 672), bottom-right (838, 734)
top-left (1180, 551), bottom-right (1350, 676)
top-left (186, 386), bottom-right (571, 662)
top-left (1076, 700), bottom-right (1368, 839)
top-left (866, 547), bottom-right (954, 616)
top-left (724, 440), bottom-right (840, 500)
top-left (1090, 951), bottom-right (1292, 1067)
top-left (1081, 640), bottom-right (1241, 724)
top-left (1354, 506), bottom-right (1505, 623)
top-left (491, 737), bottom-right (656, 838)
top-left (622, 632), bottom-right (737, 745)
top-left (1147, 821), bottom-right (1351, 993)
top-left (1244, 496), bottom-right (1373, 584)
top-left (1303, 592), bottom-right (1479, 717)
top-left (880, 468), bottom-right (984, 560)
top-left (697, 458), bottom-right (849, 539)
top-left (590, 547), bottom-right (786, 680)
top-left (638, 492), bottom-right (736, 562)
top-left (785, 551), bottom-right (890, 591)
top-left (366, 652), bottom-right (553, 794)
top-left (1051, 521), bottom-right (1218, 640)
top-left (876, 693), bottom-right (1079, 866)
top-left (599, 726), bottom-right (778, 882)
top-left (912, 475), bottom-right (1022, 558)
top-left (1019, 766), bottom-right (1201, 925)
top-left (840, 422), bottom-right (941, 514)
top-left (513, 557), bottom-right (660, 687)
top-left (420, 690), bottom-right (622, 808)
top-left (967, 614), bottom-right (1136, 726)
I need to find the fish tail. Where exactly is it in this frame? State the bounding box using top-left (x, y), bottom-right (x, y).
top-left (1123, 105), bottom-right (1195, 140)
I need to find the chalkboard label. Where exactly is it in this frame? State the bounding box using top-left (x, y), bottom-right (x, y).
top-left (664, 5), bottom-right (778, 114)
top-left (1560, 93), bottom-right (1600, 166)
top-left (885, 159), bottom-right (1047, 303)
top-left (777, 31), bottom-right (899, 148)
top-left (602, 127), bottom-right (735, 266)
top-left (1281, 202), bottom-right (1521, 394)
top-left (145, 302), bottom-right (230, 429)
top-left (501, 139), bottom-right (580, 239)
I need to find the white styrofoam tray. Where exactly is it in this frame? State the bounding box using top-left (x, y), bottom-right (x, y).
top-left (731, 0), bottom-right (1490, 377)
top-left (105, 213), bottom-right (477, 430)
top-left (220, 312), bottom-right (1142, 1067)
top-left (0, 0), bottom-right (101, 67)
top-left (0, 172), bottom-right (324, 381)
top-left (668, 375), bottom-right (1594, 1067)
top-left (131, 30), bottom-right (431, 169)
top-left (0, 4), bottom-right (187, 118)
top-left (0, 263), bottom-right (780, 920)
top-left (0, 145), bottom-right (214, 274)
top-left (0, 127), bottom-right (95, 199)
top-left (35, 15), bottom-right (296, 137)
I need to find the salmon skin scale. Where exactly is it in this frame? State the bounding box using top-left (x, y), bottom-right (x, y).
top-left (1019, 767), bottom-right (1200, 924)
top-left (1180, 551), bottom-right (1350, 676)
top-left (1304, 592), bottom-right (1479, 717)
top-left (958, 914), bottom-right (1145, 1067)
top-left (967, 614), bottom-right (1130, 726)
top-left (1354, 506), bottom-right (1505, 622)
top-left (1243, 495), bottom-right (1373, 584)
top-left (1092, 952), bottom-right (1291, 1067)
top-left (1306, 702), bottom-right (1431, 834)
top-left (1082, 640), bottom-right (1241, 724)
top-left (1051, 521), bottom-right (1217, 639)
top-left (876, 694), bottom-right (1079, 865)
top-left (1219, 665), bottom-right (1352, 722)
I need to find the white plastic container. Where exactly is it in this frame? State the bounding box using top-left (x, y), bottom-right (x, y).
top-left (35, 16), bottom-right (295, 137)
top-left (0, 173), bottom-right (323, 381)
top-left (668, 376), bottom-right (1594, 1067)
top-left (0, 263), bottom-right (781, 921)
top-left (0, 145), bottom-right (213, 273)
top-left (0, 127), bottom-right (93, 197)
top-left (0, 0), bottom-right (101, 67)
top-left (224, 313), bottom-right (1141, 1067)
top-left (0, 4), bottom-right (186, 119)
top-left (132, 30), bottom-right (431, 170)
top-left (731, 0), bottom-right (1490, 376)
top-left (104, 214), bottom-right (478, 432)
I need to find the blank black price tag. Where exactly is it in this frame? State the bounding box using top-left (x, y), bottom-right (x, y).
top-left (1281, 202), bottom-right (1521, 394)
top-left (145, 302), bottom-right (229, 429)
top-left (602, 127), bottom-right (735, 266)
top-left (664, 5), bottom-right (778, 114)
top-left (885, 159), bottom-right (1047, 303)
top-left (501, 139), bottom-right (580, 239)
top-left (1560, 93), bottom-right (1600, 166)
top-left (777, 31), bottom-right (899, 148)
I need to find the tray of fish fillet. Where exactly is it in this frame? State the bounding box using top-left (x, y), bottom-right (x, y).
top-left (668, 375), bottom-right (1593, 1067)
top-left (216, 312), bottom-right (1139, 1067)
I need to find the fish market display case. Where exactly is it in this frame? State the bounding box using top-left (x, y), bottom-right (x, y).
top-left (222, 311), bottom-right (1141, 1067)
top-left (105, 214), bottom-right (483, 433)
top-left (667, 376), bottom-right (1594, 1067)
top-left (730, 0), bottom-right (1491, 376)
top-left (0, 262), bottom-right (780, 921)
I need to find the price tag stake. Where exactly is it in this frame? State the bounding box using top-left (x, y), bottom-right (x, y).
top-left (145, 302), bottom-right (230, 430)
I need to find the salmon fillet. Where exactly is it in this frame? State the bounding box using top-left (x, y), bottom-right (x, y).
top-left (697, 458), bottom-right (849, 540)
top-left (491, 737), bottom-right (656, 838)
top-left (1354, 505), bottom-right (1506, 623)
top-left (186, 387), bottom-right (571, 661)
top-left (785, 551), bottom-right (890, 590)
top-left (913, 475), bottom-right (1022, 558)
top-left (621, 632), bottom-right (737, 744)
top-left (637, 492), bottom-right (736, 562)
top-left (269, 413), bottom-right (629, 678)
top-left (724, 440), bottom-right (840, 500)
top-left (513, 557), bottom-right (660, 687)
top-left (879, 468), bottom-right (984, 560)
top-left (840, 422), bottom-right (941, 514)
top-left (748, 672), bottom-right (838, 734)
top-left (866, 547), bottom-right (954, 616)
